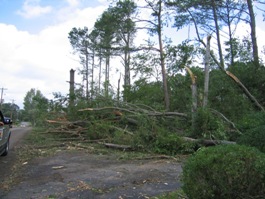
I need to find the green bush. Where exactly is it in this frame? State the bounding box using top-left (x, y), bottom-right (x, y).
top-left (237, 125), bottom-right (265, 153)
top-left (238, 112), bottom-right (265, 131)
top-left (192, 108), bottom-right (227, 140)
top-left (153, 133), bottom-right (182, 155)
top-left (182, 144), bottom-right (265, 199)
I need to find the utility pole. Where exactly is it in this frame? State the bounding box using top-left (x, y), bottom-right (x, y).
top-left (0, 87), bottom-right (7, 110)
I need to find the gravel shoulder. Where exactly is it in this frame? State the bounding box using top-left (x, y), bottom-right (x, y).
top-left (0, 128), bottom-right (183, 199)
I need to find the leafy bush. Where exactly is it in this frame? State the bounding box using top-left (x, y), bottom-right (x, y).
top-left (237, 125), bottom-right (265, 153)
top-left (182, 144), bottom-right (265, 199)
top-left (192, 108), bottom-right (227, 140)
top-left (238, 111), bottom-right (265, 131)
top-left (153, 133), bottom-right (182, 155)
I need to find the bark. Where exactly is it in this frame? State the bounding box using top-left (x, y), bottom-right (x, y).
top-left (247, 0), bottom-right (259, 66)
top-left (185, 66), bottom-right (197, 130)
top-left (157, 0), bottom-right (170, 110)
top-left (117, 73), bottom-right (121, 101)
top-left (91, 50), bottom-right (95, 99)
top-left (99, 51), bottom-right (102, 93)
top-left (78, 107), bottom-right (187, 118)
top-left (105, 55), bottom-right (110, 97)
top-left (203, 35), bottom-right (211, 108)
top-left (211, 0), bottom-right (225, 69)
top-left (182, 136), bottom-right (236, 146)
top-left (124, 35), bottom-right (131, 87)
top-left (103, 143), bottom-right (132, 150)
top-left (69, 69), bottom-right (75, 107)
top-left (225, 5), bottom-right (235, 65)
top-left (85, 52), bottom-right (89, 100)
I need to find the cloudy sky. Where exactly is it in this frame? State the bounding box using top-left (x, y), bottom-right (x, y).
top-left (0, 0), bottom-right (264, 110)
top-left (0, 0), bottom-right (109, 109)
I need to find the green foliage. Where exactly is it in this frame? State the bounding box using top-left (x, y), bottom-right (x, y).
top-left (1, 102), bottom-right (20, 122)
top-left (238, 111), bottom-right (265, 131)
top-left (168, 66), bottom-right (204, 112)
top-left (125, 79), bottom-right (164, 109)
top-left (155, 189), bottom-right (187, 199)
top-left (182, 145), bottom-right (265, 199)
top-left (229, 62), bottom-right (265, 108)
top-left (238, 125), bottom-right (265, 153)
top-left (23, 88), bottom-right (49, 127)
top-left (166, 40), bottom-right (198, 73)
top-left (153, 132), bottom-right (182, 155)
top-left (192, 108), bottom-right (227, 140)
top-left (153, 133), bottom-right (198, 155)
top-left (209, 69), bottom-right (253, 122)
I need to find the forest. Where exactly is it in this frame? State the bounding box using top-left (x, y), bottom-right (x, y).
top-left (2, 1), bottom-right (265, 197)
top-left (3, 0), bottom-right (265, 152)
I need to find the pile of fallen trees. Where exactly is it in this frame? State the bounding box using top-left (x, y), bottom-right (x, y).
top-left (45, 104), bottom-right (238, 152)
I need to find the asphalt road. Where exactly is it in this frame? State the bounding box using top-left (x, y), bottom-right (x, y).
top-left (0, 126), bottom-right (32, 196)
top-left (1, 127), bottom-right (183, 199)
top-left (9, 127), bottom-right (31, 149)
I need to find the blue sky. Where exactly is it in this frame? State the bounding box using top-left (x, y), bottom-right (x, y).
top-left (0, 0), bottom-right (108, 109)
top-left (0, 0), bottom-right (103, 33)
top-left (0, 0), bottom-right (264, 110)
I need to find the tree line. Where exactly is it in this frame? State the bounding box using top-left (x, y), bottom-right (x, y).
top-left (10, 1), bottom-right (265, 146)
top-left (68, 0), bottom-right (264, 111)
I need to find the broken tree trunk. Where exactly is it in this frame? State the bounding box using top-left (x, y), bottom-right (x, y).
top-left (103, 143), bottom-right (132, 150)
top-left (182, 136), bottom-right (236, 146)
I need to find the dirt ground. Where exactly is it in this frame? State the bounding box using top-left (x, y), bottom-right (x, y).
top-left (0, 129), bottom-right (183, 199)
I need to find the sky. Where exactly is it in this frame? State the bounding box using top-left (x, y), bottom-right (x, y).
top-left (0, 0), bottom-right (109, 109)
top-left (0, 0), bottom-right (265, 110)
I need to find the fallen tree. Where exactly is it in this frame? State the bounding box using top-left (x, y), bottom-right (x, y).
top-left (45, 102), bottom-right (240, 154)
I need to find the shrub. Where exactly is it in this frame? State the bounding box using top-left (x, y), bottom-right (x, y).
top-left (182, 144), bottom-right (265, 199)
top-left (237, 125), bottom-right (265, 153)
top-left (153, 133), bottom-right (182, 155)
top-left (238, 112), bottom-right (265, 131)
top-left (192, 108), bottom-right (227, 140)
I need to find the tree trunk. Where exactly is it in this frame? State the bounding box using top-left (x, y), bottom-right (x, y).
top-left (85, 52), bottom-right (89, 100)
top-left (117, 73), bottom-right (121, 101)
top-left (185, 66), bottom-right (197, 131)
top-left (203, 35), bottom-right (211, 108)
top-left (91, 50), bottom-right (95, 99)
top-left (105, 54), bottom-right (110, 97)
top-left (157, 0), bottom-right (170, 110)
top-left (99, 50), bottom-right (102, 94)
top-left (226, 7), bottom-right (234, 66)
top-left (124, 35), bottom-right (131, 88)
top-left (212, 0), bottom-right (225, 69)
top-left (247, 0), bottom-right (259, 66)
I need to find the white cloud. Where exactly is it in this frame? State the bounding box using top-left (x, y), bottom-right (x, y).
top-left (16, 0), bottom-right (52, 19)
top-left (0, 4), bottom-right (107, 108)
top-left (2, 0), bottom-right (264, 109)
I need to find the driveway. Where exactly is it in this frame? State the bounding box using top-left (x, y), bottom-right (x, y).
top-left (0, 128), bottom-right (183, 199)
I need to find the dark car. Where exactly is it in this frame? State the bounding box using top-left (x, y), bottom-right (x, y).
top-left (0, 111), bottom-right (12, 156)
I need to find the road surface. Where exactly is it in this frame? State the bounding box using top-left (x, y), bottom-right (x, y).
top-left (0, 127), bottom-right (183, 199)
top-left (9, 127), bottom-right (32, 149)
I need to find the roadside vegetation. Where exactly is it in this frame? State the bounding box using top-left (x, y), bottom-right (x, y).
top-left (2, 0), bottom-right (265, 198)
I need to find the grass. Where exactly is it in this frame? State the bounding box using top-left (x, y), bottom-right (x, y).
top-left (153, 189), bottom-right (188, 199)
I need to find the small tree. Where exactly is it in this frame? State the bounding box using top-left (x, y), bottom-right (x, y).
top-left (23, 88), bottom-right (49, 126)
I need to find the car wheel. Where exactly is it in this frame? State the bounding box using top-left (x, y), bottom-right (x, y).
top-left (1, 139), bottom-right (9, 156)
